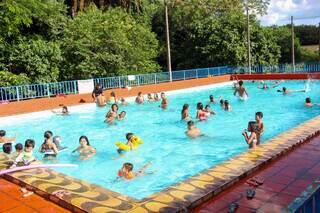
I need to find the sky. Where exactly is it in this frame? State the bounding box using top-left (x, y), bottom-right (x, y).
top-left (258, 0), bottom-right (320, 26)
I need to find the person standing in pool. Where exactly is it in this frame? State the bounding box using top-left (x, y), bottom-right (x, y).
top-left (92, 84), bottom-right (103, 100)
top-left (72, 136), bottom-right (96, 160)
top-left (234, 80), bottom-right (249, 100)
top-left (160, 92), bottom-right (168, 109)
top-left (181, 104), bottom-right (190, 121)
top-left (135, 92), bottom-right (144, 104)
top-left (39, 131), bottom-right (59, 158)
top-left (242, 121), bottom-right (258, 149)
top-left (208, 95), bottom-right (217, 104)
top-left (196, 102), bottom-right (207, 121)
top-left (186, 121), bottom-right (203, 138)
top-left (52, 106), bottom-right (69, 116)
top-left (255, 112), bottom-right (264, 145)
top-left (108, 91), bottom-right (118, 104)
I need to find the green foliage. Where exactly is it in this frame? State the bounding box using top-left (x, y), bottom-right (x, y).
top-left (295, 25), bottom-right (319, 46)
top-left (300, 48), bottom-right (320, 63)
top-left (61, 5), bottom-right (160, 80)
top-left (0, 71), bottom-right (30, 87)
top-left (9, 38), bottom-right (63, 83)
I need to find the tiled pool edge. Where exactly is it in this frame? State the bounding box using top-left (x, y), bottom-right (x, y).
top-left (0, 116), bottom-right (319, 213)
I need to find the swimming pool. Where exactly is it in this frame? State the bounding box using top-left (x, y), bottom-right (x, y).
top-left (1, 80), bottom-right (319, 199)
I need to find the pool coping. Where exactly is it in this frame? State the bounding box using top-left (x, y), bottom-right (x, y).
top-left (1, 114), bottom-right (320, 212)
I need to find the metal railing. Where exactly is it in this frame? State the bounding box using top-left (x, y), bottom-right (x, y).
top-left (1, 63), bottom-right (320, 102)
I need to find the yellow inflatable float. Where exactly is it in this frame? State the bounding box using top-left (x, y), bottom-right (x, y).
top-left (115, 136), bottom-right (143, 151)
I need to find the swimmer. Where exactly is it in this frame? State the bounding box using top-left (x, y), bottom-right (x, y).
top-left (135, 92), bottom-right (144, 104)
top-left (11, 139), bottom-right (36, 167)
top-left (147, 93), bottom-right (155, 102)
top-left (96, 94), bottom-right (107, 107)
top-left (0, 130), bottom-right (16, 144)
top-left (160, 92), bottom-right (168, 109)
top-left (117, 162), bottom-right (152, 180)
top-left (204, 105), bottom-right (215, 116)
top-left (234, 80), bottom-right (249, 99)
top-left (39, 131), bottom-right (59, 158)
top-left (105, 104), bottom-right (119, 123)
top-left (120, 97), bottom-right (129, 106)
top-left (186, 121), bottom-right (203, 138)
top-left (52, 106), bottom-right (69, 115)
top-left (278, 87), bottom-right (306, 95)
top-left (72, 136), bottom-right (96, 160)
top-left (181, 104), bottom-right (190, 121)
top-left (117, 111), bottom-right (126, 120)
top-left (258, 84), bottom-right (269, 90)
top-left (255, 112), bottom-right (264, 145)
top-left (154, 93), bottom-right (160, 101)
top-left (304, 97), bottom-right (320, 107)
top-left (242, 121), bottom-right (258, 149)
top-left (209, 95), bottom-right (217, 104)
top-left (220, 98), bottom-right (232, 111)
top-left (120, 133), bottom-right (135, 152)
top-left (92, 84), bottom-right (104, 102)
top-left (108, 91), bottom-right (118, 104)
top-left (196, 102), bottom-right (207, 121)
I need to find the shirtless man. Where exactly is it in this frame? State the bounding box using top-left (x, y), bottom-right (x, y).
top-left (234, 80), bottom-right (248, 99)
top-left (185, 121), bottom-right (202, 138)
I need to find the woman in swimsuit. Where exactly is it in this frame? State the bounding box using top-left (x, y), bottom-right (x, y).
top-left (196, 102), bottom-right (207, 121)
top-left (72, 136), bottom-right (96, 160)
top-left (242, 121), bottom-right (258, 149)
top-left (39, 131), bottom-right (59, 158)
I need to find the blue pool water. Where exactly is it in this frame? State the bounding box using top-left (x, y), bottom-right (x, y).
top-left (1, 80), bottom-right (320, 199)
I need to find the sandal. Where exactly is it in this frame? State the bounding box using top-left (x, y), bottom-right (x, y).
top-left (228, 202), bottom-right (239, 213)
top-left (246, 188), bottom-right (255, 200)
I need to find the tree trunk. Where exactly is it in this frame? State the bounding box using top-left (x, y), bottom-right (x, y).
top-left (79, 0), bottom-right (85, 11)
top-left (72, 0), bottom-right (78, 17)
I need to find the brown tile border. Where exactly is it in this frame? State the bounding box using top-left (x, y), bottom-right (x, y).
top-left (1, 115), bottom-right (319, 212)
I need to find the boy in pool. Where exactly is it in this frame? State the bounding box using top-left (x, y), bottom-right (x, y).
top-left (160, 92), bottom-right (168, 109)
top-left (255, 112), bottom-right (264, 145)
top-left (186, 121), bottom-right (203, 138)
top-left (234, 80), bottom-right (249, 99)
top-left (304, 97), bottom-right (319, 107)
top-left (11, 143), bottom-right (23, 159)
top-left (242, 121), bottom-right (258, 149)
top-left (209, 95), bottom-right (217, 104)
top-left (117, 162), bottom-right (152, 180)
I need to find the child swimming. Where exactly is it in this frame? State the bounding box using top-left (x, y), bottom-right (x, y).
top-left (209, 95), bottom-right (217, 104)
top-left (220, 97), bottom-right (232, 111)
top-left (120, 97), bottom-right (129, 106)
top-left (186, 121), bottom-right (203, 138)
top-left (105, 104), bottom-right (119, 123)
top-left (117, 162), bottom-right (152, 180)
top-left (72, 136), bottom-right (96, 160)
top-left (278, 87), bottom-right (306, 95)
top-left (154, 93), bottom-right (160, 101)
top-left (11, 143), bottom-right (23, 159)
top-left (147, 93), bottom-right (155, 102)
top-left (2, 143), bottom-right (12, 155)
top-left (255, 112), bottom-right (264, 145)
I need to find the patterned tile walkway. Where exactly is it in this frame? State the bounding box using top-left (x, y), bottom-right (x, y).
top-left (0, 178), bottom-right (70, 213)
top-left (193, 135), bottom-right (320, 213)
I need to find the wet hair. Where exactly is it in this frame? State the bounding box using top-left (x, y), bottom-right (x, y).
top-left (182, 104), bottom-right (189, 114)
top-left (239, 80), bottom-right (243, 86)
top-left (44, 131), bottom-right (53, 139)
top-left (161, 92), bottom-right (165, 95)
top-left (282, 87), bottom-right (287, 92)
top-left (205, 105), bottom-right (210, 109)
top-left (79, 136), bottom-right (90, 146)
top-left (248, 121), bottom-right (258, 132)
top-left (25, 139), bottom-right (35, 148)
top-left (255, 111), bottom-right (263, 118)
top-left (15, 143), bottom-right (23, 152)
top-left (209, 95), bottom-right (214, 100)
top-left (220, 99), bottom-right (224, 105)
top-left (3, 143), bottom-right (12, 154)
top-left (123, 162), bottom-right (133, 172)
top-left (126, 133), bottom-right (134, 140)
top-left (110, 91), bottom-right (116, 97)
top-left (62, 106), bottom-right (68, 112)
top-left (306, 97), bottom-right (311, 103)
top-left (0, 130), bottom-right (6, 137)
top-left (111, 104), bottom-right (119, 111)
top-left (138, 92), bottom-right (142, 96)
top-left (224, 100), bottom-right (230, 110)
top-left (187, 120), bottom-right (194, 126)
top-left (197, 102), bottom-right (204, 110)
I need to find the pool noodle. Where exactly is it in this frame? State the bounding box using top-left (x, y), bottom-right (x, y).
top-left (0, 164), bottom-right (78, 175)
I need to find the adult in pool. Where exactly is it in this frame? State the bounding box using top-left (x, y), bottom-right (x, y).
top-left (196, 102), bottom-right (207, 121)
top-left (92, 84), bottom-right (106, 106)
top-left (186, 121), bottom-right (203, 138)
top-left (181, 104), bottom-right (190, 121)
top-left (255, 112), bottom-right (264, 145)
top-left (117, 162), bottom-right (152, 180)
top-left (72, 136), bottom-right (96, 160)
top-left (234, 80), bottom-right (249, 100)
top-left (39, 131), bottom-right (59, 158)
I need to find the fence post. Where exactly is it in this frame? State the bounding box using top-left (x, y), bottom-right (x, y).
top-left (196, 69), bottom-right (198, 78)
top-left (183, 70), bottom-right (186, 80)
top-left (207, 68), bottom-right (209, 77)
top-left (118, 76), bottom-right (121, 88)
top-left (16, 87), bottom-right (20, 101)
top-left (137, 75), bottom-right (140, 86)
top-left (73, 81), bottom-right (77, 94)
top-left (154, 73), bottom-right (157, 84)
top-left (46, 84), bottom-right (50, 98)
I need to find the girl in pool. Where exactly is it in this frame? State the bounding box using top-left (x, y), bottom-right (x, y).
top-left (196, 102), bottom-right (207, 121)
top-left (108, 91), bottom-right (118, 104)
top-left (242, 121), bottom-right (258, 149)
top-left (181, 104), bottom-right (190, 121)
top-left (160, 92), bottom-right (168, 109)
top-left (117, 111), bottom-right (126, 120)
top-left (72, 136), bottom-right (96, 160)
top-left (52, 106), bottom-right (69, 115)
top-left (117, 162), bottom-right (152, 180)
top-left (105, 104), bottom-right (119, 123)
top-left (39, 131), bottom-right (59, 158)
top-left (204, 105), bottom-right (215, 116)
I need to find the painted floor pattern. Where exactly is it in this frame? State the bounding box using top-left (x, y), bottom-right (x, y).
top-left (0, 115), bottom-right (319, 212)
top-left (0, 178), bottom-right (70, 213)
top-left (193, 133), bottom-right (320, 212)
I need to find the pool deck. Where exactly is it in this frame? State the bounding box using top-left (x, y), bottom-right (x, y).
top-left (192, 130), bottom-right (320, 212)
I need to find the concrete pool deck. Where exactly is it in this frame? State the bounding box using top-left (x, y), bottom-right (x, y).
top-left (1, 74), bottom-right (320, 212)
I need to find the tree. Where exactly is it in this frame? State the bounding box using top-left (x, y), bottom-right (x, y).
top-left (60, 5), bottom-right (160, 80)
